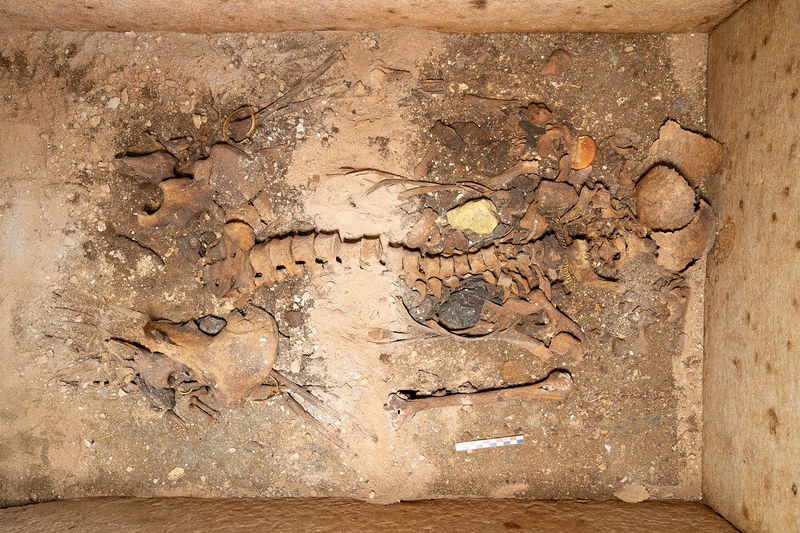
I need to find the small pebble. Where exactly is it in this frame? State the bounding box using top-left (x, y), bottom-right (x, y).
top-left (167, 467), bottom-right (185, 481)
top-left (196, 315), bottom-right (226, 335)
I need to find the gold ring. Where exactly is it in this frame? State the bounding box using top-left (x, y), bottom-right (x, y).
top-left (251, 374), bottom-right (281, 402)
top-left (177, 382), bottom-right (204, 395)
top-left (222, 106), bottom-right (256, 144)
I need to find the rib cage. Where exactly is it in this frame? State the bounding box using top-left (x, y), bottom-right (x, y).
top-left (249, 232), bottom-right (544, 300)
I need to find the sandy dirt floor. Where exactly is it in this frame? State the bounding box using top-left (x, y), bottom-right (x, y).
top-left (0, 29), bottom-right (712, 505)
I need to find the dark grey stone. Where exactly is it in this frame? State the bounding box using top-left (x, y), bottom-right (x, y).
top-left (437, 280), bottom-right (489, 330)
top-left (196, 315), bottom-right (227, 335)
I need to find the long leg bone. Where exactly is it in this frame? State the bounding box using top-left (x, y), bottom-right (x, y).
top-left (384, 370), bottom-right (573, 429)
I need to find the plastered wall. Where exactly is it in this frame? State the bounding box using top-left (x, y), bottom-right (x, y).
top-left (0, 0), bottom-right (745, 34)
top-left (705, 0), bottom-right (800, 531)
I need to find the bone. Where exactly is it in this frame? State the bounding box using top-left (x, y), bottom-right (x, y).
top-left (360, 237), bottom-right (383, 266)
top-left (189, 396), bottom-right (220, 424)
top-left (438, 256), bottom-right (455, 279)
top-left (249, 242), bottom-right (279, 284)
top-left (137, 178), bottom-right (221, 228)
top-left (384, 370), bottom-right (573, 429)
top-left (271, 370), bottom-right (378, 446)
top-left (142, 306), bottom-right (279, 405)
top-left (267, 235), bottom-right (300, 276)
top-left (291, 234), bottom-right (317, 269)
top-left (484, 159), bottom-right (539, 189)
top-left (382, 244), bottom-right (403, 270)
top-left (165, 409), bottom-right (188, 430)
top-left (205, 222), bottom-right (256, 302)
top-left (314, 232), bottom-right (341, 263)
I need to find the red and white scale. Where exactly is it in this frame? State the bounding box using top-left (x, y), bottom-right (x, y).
top-left (455, 434), bottom-right (524, 452)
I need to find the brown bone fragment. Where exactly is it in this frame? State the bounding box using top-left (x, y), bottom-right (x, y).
top-left (566, 239), bottom-right (623, 292)
top-left (646, 120), bottom-right (725, 188)
top-left (385, 370), bottom-right (573, 429)
top-left (485, 160), bottom-right (539, 189)
top-left (137, 178), bottom-right (221, 228)
top-left (115, 151), bottom-right (177, 182)
top-left (404, 208), bottom-right (439, 250)
top-left (143, 307), bottom-right (278, 406)
top-left (205, 222), bottom-right (256, 301)
top-left (651, 201), bottom-right (718, 272)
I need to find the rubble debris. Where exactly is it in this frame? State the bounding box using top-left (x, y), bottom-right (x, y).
top-left (646, 120), bottom-right (725, 188)
top-left (651, 201), bottom-right (718, 271)
top-left (445, 198), bottom-right (499, 235)
top-left (634, 166), bottom-right (695, 231)
top-left (541, 49), bottom-right (573, 76)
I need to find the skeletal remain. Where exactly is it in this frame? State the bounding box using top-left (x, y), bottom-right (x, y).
top-left (379, 294), bottom-right (580, 361)
top-left (484, 159), bottom-right (539, 189)
top-left (165, 409), bottom-right (188, 430)
top-left (114, 151), bottom-right (177, 182)
top-left (106, 338), bottom-right (190, 390)
top-left (384, 370), bottom-right (573, 429)
top-left (651, 200), bottom-right (717, 272)
top-left (190, 395), bottom-right (220, 424)
top-left (462, 93), bottom-right (521, 111)
top-left (566, 240), bottom-right (623, 292)
top-left (270, 370), bottom-right (378, 446)
top-left (142, 306), bottom-right (278, 405)
top-left (137, 178), bottom-right (222, 228)
top-left (204, 221), bottom-right (256, 303)
top-left (249, 231), bottom-right (551, 300)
